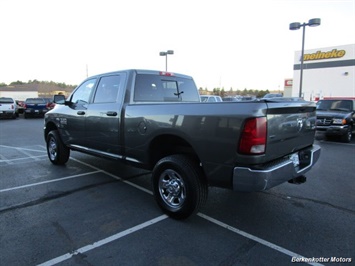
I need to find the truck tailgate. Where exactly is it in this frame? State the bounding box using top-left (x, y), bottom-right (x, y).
top-left (264, 100), bottom-right (316, 162)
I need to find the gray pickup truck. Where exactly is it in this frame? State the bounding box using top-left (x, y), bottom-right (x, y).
top-left (44, 69), bottom-right (321, 219)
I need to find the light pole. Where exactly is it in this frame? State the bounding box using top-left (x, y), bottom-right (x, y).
top-left (289, 18), bottom-right (321, 98)
top-left (159, 50), bottom-right (174, 71)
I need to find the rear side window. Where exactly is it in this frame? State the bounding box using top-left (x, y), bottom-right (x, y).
top-left (134, 74), bottom-right (199, 102)
top-left (93, 75), bottom-right (121, 103)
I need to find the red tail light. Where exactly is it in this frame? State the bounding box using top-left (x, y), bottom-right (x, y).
top-left (159, 71), bottom-right (174, 76)
top-left (11, 104), bottom-right (14, 109)
top-left (238, 117), bottom-right (267, 154)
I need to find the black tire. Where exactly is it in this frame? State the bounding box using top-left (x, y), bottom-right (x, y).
top-left (46, 130), bottom-right (70, 165)
top-left (341, 126), bottom-right (352, 143)
top-left (152, 154), bottom-right (208, 220)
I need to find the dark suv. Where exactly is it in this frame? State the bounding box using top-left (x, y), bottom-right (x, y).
top-left (24, 98), bottom-right (49, 118)
top-left (316, 99), bottom-right (355, 142)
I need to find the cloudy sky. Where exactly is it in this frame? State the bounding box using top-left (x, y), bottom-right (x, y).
top-left (1, 0), bottom-right (354, 91)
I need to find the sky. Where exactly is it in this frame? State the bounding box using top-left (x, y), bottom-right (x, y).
top-left (0, 0), bottom-right (354, 91)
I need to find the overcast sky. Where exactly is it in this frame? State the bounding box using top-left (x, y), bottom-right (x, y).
top-left (1, 0), bottom-right (354, 91)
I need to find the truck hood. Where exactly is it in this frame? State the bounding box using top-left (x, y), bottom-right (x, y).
top-left (316, 110), bottom-right (350, 119)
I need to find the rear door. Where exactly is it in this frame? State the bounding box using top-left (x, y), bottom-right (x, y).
top-left (84, 74), bottom-right (126, 156)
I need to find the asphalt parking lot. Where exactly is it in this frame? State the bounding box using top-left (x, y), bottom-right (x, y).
top-left (1, 116), bottom-right (354, 266)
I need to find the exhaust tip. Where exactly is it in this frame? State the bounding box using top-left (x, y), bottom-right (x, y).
top-left (288, 175), bottom-right (307, 184)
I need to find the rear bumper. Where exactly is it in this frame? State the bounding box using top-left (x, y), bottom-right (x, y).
top-left (0, 111), bottom-right (16, 118)
top-left (232, 145), bottom-right (321, 191)
top-left (25, 109), bottom-right (48, 115)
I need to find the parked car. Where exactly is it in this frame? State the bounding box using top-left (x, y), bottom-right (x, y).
top-left (16, 100), bottom-right (25, 114)
top-left (200, 95), bottom-right (222, 102)
top-left (43, 98), bottom-right (56, 110)
top-left (316, 98), bottom-right (355, 142)
top-left (222, 96), bottom-right (240, 102)
top-left (24, 98), bottom-right (49, 118)
top-left (262, 93), bottom-right (283, 99)
top-left (0, 97), bottom-right (17, 119)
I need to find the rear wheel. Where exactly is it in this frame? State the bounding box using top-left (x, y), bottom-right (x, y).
top-left (152, 155), bottom-right (208, 220)
top-left (46, 130), bottom-right (70, 165)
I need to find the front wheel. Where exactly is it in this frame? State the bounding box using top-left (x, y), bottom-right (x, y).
top-left (152, 155), bottom-right (208, 220)
top-left (46, 130), bottom-right (70, 165)
top-left (341, 126), bottom-right (352, 143)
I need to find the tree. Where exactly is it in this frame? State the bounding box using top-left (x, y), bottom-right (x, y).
top-left (10, 80), bottom-right (24, 85)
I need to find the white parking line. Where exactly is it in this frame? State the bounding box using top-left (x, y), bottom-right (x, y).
top-left (1, 145), bottom-right (322, 265)
top-left (37, 214), bottom-right (168, 266)
top-left (198, 213), bottom-right (324, 266)
top-left (0, 154), bottom-right (14, 164)
top-left (74, 156), bottom-right (322, 266)
top-left (0, 144), bottom-right (47, 163)
top-left (71, 157), bottom-right (153, 195)
top-left (0, 171), bottom-right (101, 193)
top-left (0, 155), bottom-right (47, 163)
top-left (16, 148), bottom-right (42, 161)
top-left (0, 144), bottom-right (46, 153)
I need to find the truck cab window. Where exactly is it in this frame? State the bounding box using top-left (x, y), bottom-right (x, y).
top-left (94, 75), bottom-right (120, 103)
top-left (134, 74), bottom-right (199, 102)
top-left (71, 79), bottom-right (97, 105)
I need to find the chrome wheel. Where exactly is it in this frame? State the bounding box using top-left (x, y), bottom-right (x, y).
top-left (46, 130), bottom-right (70, 165)
top-left (158, 169), bottom-right (186, 209)
top-left (48, 136), bottom-right (58, 161)
top-left (152, 155), bottom-right (208, 219)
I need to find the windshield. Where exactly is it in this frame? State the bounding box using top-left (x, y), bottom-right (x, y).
top-left (316, 100), bottom-right (352, 112)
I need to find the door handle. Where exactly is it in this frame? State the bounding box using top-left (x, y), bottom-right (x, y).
top-left (106, 111), bottom-right (118, 116)
top-left (77, 111), bottom-right (85, 115)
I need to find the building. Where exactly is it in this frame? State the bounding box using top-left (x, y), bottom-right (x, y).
top-left (0, 86), bottom-right (38, 101)
top-left (289, 43), bottom-right (355, 101)
top-left (0, 83), bottom-right (74, 101)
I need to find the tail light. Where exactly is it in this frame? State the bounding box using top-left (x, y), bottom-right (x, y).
top-left (159, 71), bottom-right (174, 76)
top-left (238, 117), bottom-right (267, 154)
top-left (11, 104), bottom-right (14, 109)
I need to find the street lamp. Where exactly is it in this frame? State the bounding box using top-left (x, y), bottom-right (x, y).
top-left (289, 18), bottom-right (321, 98)
top-left (159, 50), bottom-right (174, 71)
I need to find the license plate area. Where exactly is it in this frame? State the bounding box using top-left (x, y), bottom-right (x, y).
top-left (290, 152), bottom-right (300, 167)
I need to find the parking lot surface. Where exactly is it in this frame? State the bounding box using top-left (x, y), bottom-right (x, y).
top-left (1, 116), bottom-right (354, 266)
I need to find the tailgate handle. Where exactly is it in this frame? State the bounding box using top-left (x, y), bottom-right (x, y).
top-left (106, 111), bottom-right (117, 116)
top-left (77, 111), bottom-right (85, 115)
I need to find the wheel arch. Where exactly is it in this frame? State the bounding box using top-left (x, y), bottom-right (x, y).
top-left (44, 121), bottom-right (58, 139)
top-left (148, 134), bottom-right (201, 169)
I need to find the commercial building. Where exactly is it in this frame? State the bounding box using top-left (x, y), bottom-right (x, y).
top-left (284, 44), bottom-right (355, 100)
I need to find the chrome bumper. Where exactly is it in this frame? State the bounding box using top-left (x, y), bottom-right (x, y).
top-left (233, 145), bottom-right (321, 191)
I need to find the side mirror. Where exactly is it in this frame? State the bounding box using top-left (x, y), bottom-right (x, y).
top-left (53, 94), bottom-right (66, 104)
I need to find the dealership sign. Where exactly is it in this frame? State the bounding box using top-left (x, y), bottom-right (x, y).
top-left (303, 49), bottom-right (346, 61)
